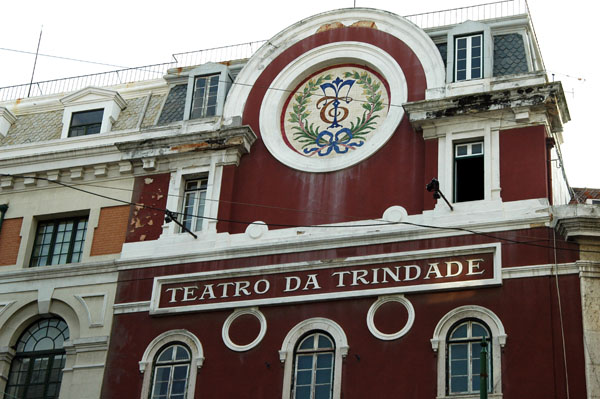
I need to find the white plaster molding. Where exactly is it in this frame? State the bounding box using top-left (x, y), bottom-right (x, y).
top-left (279, 317), bottom-right (348, 399)
top-left (183, 63), bottom-right (231, 121)
top-left (245, 221), bottom-right (268, 239)
top-left (0, 301), bottom-right (16, 320)
top-left (382, 206), bottom-right (407, 223)
top-left (224, 8), bottom-right (445, 124)
top-left (74, 293), bottom-right (107, 328)
top-left (446, 21), bottom-right (493, 83)
top-left (259, 42), bottom-right (406, 173)
top-left (138, 329), bottom-right (204, 399)
top-left (37, 286), bottom-right (54, 314)
top-left (0, 107), bottom-right (16, 137)
top-left (221, 307), bottom-right (267, 352)
top-left (366, 295), bottom-right (414, 340)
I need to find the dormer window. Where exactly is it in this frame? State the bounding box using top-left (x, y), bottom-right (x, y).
top-left (183, 63), bottom-right (232, 121)
top-left (68, 109), bottom-right (104, 137)
top-left (59, 87), bottom-right (126, 139)
top-left (455, 34), bottom-right (482, 81)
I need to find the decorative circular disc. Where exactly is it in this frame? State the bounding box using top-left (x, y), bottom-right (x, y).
top-left (281, 65), bottom-right (390, 159)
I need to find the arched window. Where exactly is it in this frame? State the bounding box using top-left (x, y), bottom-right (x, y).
top-left (293, 332), bottom-right (335, 399)
top-left (4, 318), bottom-right (69, 399)
top-left (150, 344), bottom-right (191, 399)
top-left (447, 320), bottom-right (491, 395)
top-left (431, 305), bottom-right (507, 398)
top-left (280, 318), bottom-right (348, 399)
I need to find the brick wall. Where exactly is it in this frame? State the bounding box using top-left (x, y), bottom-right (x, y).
top-left (91, 206), bottom-right (130, 256)
top-left (0, 218), bottom-right (22, 266)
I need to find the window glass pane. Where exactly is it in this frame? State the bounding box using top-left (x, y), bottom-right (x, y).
top-left (472, 322), bottom-right (488, 337)
top-left (315, 384), bottom-right (332, 399)
top-left (457, 38), bottom-right (467, 49)
top-left (472, 35), bottom-right (481, 46)
top-left (296, 369), bottom-right (312, 385)
top-left (315, 369), bottom-right (331, 384)
top-left (295, 386), bottom-right (311, 399)
top-left (451, 376), bottom-right (468, 393)
top-left (457, 70), bottom-right (466, 81)
top-left (457, 49), bottom-right (467, 59)
top-left (451, 323), bottom-right (468, 338)
top-left (450, 343), bottom-right (467, 360)
top-left (472, 46), bottom-right (481, 57)
top-left (451, 359), bottom-right (468, 376)
top-left (175, 346), bottom-right (190, 361)
top-left (297, 354), bottom-right (313, 369)
top-left (157, 347), bottom-right (174, 362)
top-left (299, 335), bottom-right (315, 350)
top-left (318, 334), bottom-right (333, 349)
top-left (316, 353), bottom-right (333, 369)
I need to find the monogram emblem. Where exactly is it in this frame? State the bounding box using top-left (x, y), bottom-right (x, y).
top-left (283, 66), bottom-right (389, 158)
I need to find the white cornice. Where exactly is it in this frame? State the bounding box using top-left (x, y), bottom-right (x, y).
top-left (60, 86), bottom-right (127, 110)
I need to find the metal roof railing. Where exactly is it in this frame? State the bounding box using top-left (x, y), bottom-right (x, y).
top-left (0, 0), bottom-right (529, 102)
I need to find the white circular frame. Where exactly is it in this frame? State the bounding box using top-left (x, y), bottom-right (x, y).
top-left (366, 295), bottom-right (415, 341)
top-left (259, 42), bottom-right (407, 173)
top-left (222, 307), bottom-right (267, 352)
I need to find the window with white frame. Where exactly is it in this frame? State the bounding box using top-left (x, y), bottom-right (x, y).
top-left (181, 178), bottom-right (208, 232)
top-left (431, 305), bottom-right (507, 399)
top-left (280, 318), bottom-right (348, 399)
top-left (455, 34), bottom-right (483, 81)
top-left (447, 320), bottom-right (492, 395)
top-left (139, 330), bottom-right (204, 399)
top-left (293, 332), bottom-right (335, 399)
top-left (150, 344), bottom-right (191, 399)
top-left (454, 141), bottom-right (484, 202)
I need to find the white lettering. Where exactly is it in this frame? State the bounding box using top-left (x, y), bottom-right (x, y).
top-left (303, 274), bottom-right (321, 290)
top-left (165, 287), bottom-right (183, 303)
top-left (351, 270), bottom-right (369, 286)
top-left (182, 286), bottom-right (198, 302)
top-left (199, 284), bottom-right (216, 300)
top-left (234, 281), bottom-right (251, 297)
top-left (467, 258), bottom-right (485, 275)
top-left (446, 261), bottom-right (463, 277)
top-left (284, 276), bottom-right (301, 292)
top-left (381, 267), bottom-right (401, 283)
top-left (404, 265), bottom-right (421, 281)
top-left (424, 263), bottom-right (443, 279)
top-left (217, 282), bottom-right (235, 298)
top-left (331, 271), bottom-right (351, 287)
top-left (371, 268), bottom-right (379, 284)
top-left (254, 279), bottom-right (270, 295)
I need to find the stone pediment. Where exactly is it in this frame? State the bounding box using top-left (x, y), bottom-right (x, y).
top-left (60, 86), bottom-right (127, 110)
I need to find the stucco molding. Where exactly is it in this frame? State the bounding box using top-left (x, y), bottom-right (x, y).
top-left (60, 86), bottom-right (127, 110)
top-left (366, 295), bottom-right (415, 341)
top-left (221, 307), bottom-right (267, 352)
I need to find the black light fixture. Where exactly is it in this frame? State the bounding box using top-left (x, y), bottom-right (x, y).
top-left (426, 178), bottom-right (453, 211)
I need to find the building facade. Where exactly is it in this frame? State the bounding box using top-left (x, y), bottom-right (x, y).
top-left (1, 3), bottom-right (599, 399)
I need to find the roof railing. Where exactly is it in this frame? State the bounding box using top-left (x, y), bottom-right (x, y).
top-left (0, 0), bottom-right (529, 102)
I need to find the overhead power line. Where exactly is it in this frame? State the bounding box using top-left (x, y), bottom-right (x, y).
top-left (0, 47), bottom-right (129, 70)
top-left (1, 173), bottom-right (597, 254)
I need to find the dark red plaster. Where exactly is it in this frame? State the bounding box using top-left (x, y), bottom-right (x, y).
top-left (500, 126), bottom-right (550, 202)
top-left (125, 173), bottom-right (170, 243)
top-left (217, 27), bottom-right (428, 234)
top-left (101, 275), bottom-right (586, 399)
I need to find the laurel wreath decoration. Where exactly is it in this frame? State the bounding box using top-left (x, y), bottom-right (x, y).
top-left (286, 70), bottom-right (385, 157)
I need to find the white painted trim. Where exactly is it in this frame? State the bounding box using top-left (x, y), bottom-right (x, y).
top-left (431, 305), bottom-right (506, 397)
top-left (366, 295), bottom-right (415, 341)
top-left (148, 243), bottom-right (501, 314)
top-left (259, 42), bottom-right (407, 173)
top-left (183, 64), bottom-right (231, 121)
top-left (446, 21), bottom-right (493, 84)
top-left (221, 307), bottom-right (267, 352)
top-left (279, 317), bottom-right (348, 399)
top-left (139, 329), bottom-right (204, 399)
top-left (224, 8), bottom-right (445, 125)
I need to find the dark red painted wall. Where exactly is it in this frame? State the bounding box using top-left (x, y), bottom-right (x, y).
top-left (423, 138), bottom-right (438, 210)
top-left (500, 126), bottom-right (550, 202)
top-left (101, 275), bottom-right (586, 399)
top-left (217, 27), bottom-right (428, 234)
top-left (125, 173), bottom-right (170, 243)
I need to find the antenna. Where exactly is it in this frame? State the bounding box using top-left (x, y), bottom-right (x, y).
top-left (27, 26), bottom-right (43, 98)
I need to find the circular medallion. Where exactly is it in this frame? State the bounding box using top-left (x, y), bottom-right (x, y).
top-left (281, 65), bottom-right (390, 159)
top-left (366, 295), bottom-right (415, 341)
top-left (259, 42), bottom-right (407, 173)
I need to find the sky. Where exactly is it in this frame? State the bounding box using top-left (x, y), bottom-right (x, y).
top-left (0, 0), bottom-right (598, 188)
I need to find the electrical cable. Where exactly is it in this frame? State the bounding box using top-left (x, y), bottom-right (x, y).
top-left (2, 173), bottom-right (599, 254)
top-left (0, 47), bottom-right (129, 71)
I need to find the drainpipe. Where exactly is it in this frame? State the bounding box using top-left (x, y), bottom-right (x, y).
top-left (0, 204), bottom-right (7, 234)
